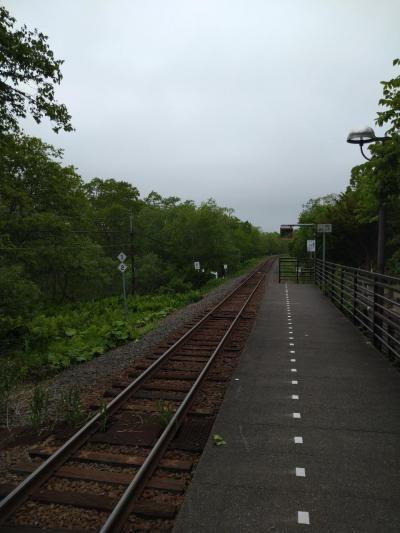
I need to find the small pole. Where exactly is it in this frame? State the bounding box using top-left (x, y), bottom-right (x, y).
top-left (122, 270), bottom-right (128, 321)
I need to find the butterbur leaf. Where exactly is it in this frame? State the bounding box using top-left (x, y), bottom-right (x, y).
top-left (213, 434), bottom-right (226, 446)
top-left (64, 328), bottom-right (77, 337)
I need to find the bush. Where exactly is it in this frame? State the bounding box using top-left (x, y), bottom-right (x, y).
top-left (0, 265), bottom-right (41, 350)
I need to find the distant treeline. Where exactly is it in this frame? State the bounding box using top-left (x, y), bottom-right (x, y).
top-left (0, 132), bottom-right (287, 344)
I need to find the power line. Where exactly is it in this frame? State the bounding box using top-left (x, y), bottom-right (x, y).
top-left (1, 212), bottom-right (130, 225)
top-left (0, 242), bottom-right (131, 251)
top-left (6, 229), bottom-right (124, 235)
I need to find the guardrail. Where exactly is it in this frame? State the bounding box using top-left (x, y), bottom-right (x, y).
top-left (315, 259), bottom-right (400, 360)
top-left (279, 257), bottom-right (314, 284)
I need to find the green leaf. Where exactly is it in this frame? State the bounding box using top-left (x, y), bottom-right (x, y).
top-left (64, 328), bottom-right (77, 337)
top-left (213, 434), bottom-right (227, 446)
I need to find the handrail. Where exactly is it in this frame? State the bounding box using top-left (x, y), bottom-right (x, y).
top-left (315, 259), bottom-right (400, 360)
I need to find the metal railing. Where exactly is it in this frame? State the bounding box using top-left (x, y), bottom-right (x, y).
top-left (279, 257), bottom-right (314, 284)
top-left (315, 259), bottom-right (400, 360)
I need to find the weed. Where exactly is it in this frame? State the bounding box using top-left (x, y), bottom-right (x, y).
top-left (57, 387), bottom-right (86, 428)
top-left (98, 402), bottom-right (109, 433)
top-left (29, 385), bottom-right (49, 433)
top-left (154, 400), bottom-right (175, 428)
top-left (0, 361), bottom-right (22, 429)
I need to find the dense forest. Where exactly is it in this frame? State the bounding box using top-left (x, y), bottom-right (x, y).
top-left (0, 132), bottom-right (285, 351)
top-left (0, 7), bottom-right (286, 391)
top-left (290, 60), bottom-right (400, 274)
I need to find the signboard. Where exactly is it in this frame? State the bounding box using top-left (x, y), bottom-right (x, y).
top-left (223, 264), bottom-right (228, 271)
top-left (117, 252), bottom-right (127, 262)
top-left (194, 261), bottom-right (200, 270)
top-left (118, 263), bottom-right (128, 273)
top-left (317, 224), bottom-right (332, 233)
top-left (307, 240), bottom-right (316, 252)
top-left (280, 225), bottom-right (293, 239)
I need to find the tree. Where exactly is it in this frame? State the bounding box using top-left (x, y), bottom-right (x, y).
top-left (0, 6), bottom-right (73, 134)
top-left (376, 58), bottom-right (400, 135)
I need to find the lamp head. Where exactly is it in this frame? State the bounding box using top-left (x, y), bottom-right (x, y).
top-left (347, 126), bottom-right (376, 144)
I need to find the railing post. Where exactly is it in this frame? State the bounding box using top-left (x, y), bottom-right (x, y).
top-left (352, 270), bottom-right (357, 324)
top-left (340, 267), bottom-right (344, 311)
top-left (278, 258), bottom-right (281, 284)
top-left (373, 275), bottom-right (382, 350)
top-left (296, 259), bottom-right (299, 284)
top-left (328, 264), bottom-right (332, 299)
top-left (387, 286), bottom-right (394, 360)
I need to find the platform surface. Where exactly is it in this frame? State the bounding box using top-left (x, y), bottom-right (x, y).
top-left (173, 281), bottom-right (400, 533)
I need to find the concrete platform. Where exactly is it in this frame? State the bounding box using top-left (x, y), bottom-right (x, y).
top-left (173, 282), bottom-right (400, 533)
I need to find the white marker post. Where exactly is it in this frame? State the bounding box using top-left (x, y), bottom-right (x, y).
top-left (117, 252), bottom-right (128, 320)
top-left (317, 224), bottom-right (332, 289)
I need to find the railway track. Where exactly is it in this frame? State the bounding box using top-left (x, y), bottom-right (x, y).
top-left (0, 257), bottom-right (275, 532)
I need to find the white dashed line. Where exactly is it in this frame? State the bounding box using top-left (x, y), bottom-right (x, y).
top-left (295, 467), bottom-right (306, 477)
top-left (290, 359), bottom-right (296, 362)
top-left (290, 350), bottom-right (295, 353)
top-left (294, 436), bottom-right (303, 444)
top-left (292, 394), bottom-right (299, 399)
top-left (291, 368), bottom-right (297, 373)
top-left (293, 412), bottom-right (301, 419)
top-left (298, 511), bottom-right (310, 525)
top-left (291, 380), bottom-right (298, 384)
top-left (289, 343), bottom-right (295, 346)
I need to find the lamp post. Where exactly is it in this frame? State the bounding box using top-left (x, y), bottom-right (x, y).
top-left (346, 126), bottom-right (390, 274)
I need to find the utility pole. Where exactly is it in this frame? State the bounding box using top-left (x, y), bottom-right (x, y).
top-left (129, 209), bottom-right (135, 295)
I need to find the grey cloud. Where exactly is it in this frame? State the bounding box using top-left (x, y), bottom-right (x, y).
top-left (6, 0), bottom-right (400, 230)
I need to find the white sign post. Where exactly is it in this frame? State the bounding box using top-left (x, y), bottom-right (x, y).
top-left (317, 225), bottom-right (332, 287)
top-left (307, 240), bottom-right (315, 253)
top-left (117, 252), bottom-right (128, 320)
top-left (194, 261), bottom-right (200, 271)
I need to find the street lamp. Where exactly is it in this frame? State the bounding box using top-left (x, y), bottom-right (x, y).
top-left (346, 126), bottom-right (390, 273)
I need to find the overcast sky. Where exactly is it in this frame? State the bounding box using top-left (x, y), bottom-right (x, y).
top-left (5, 0), bottom-right (400, 231)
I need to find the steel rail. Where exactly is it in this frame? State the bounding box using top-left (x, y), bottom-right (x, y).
top-left (100, 267), bottom-right (267, 532)
top-left (0, 258), bottom-right (272, 524)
